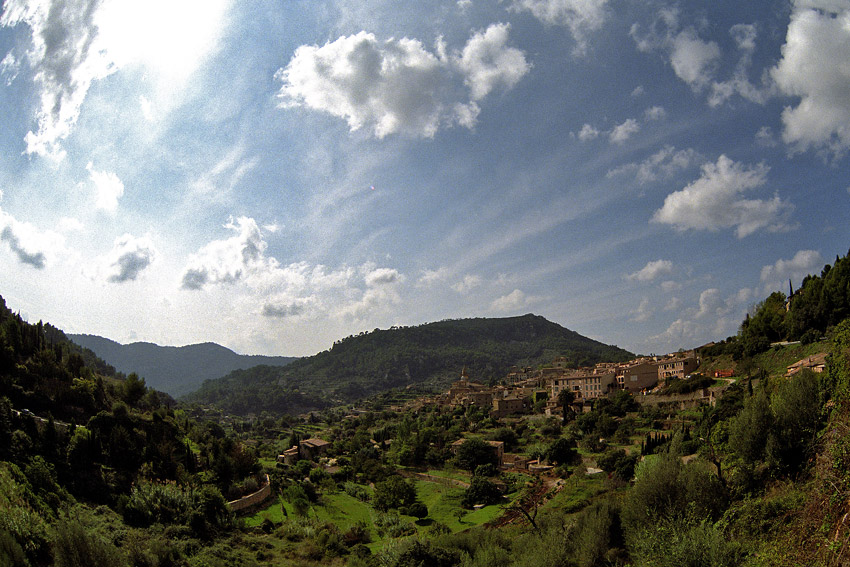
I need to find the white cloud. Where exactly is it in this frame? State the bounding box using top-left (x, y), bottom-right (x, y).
top-left (669, 28), bottom-right (720, 90)
top-left (709, 24), bottom-right (772, 107)
top-left (0, 208), bottom-right (65, 269)
top-left (577, 123), bottom-right (600, 141)
top-left (629, 297), bottom-right (652, 322)
top-left (652, 155), bottom-right (794, 238)
top-left (277, 24), bottom-right (529, 138)
top-left (696, 288), bottom-right (722, 318)
top-left (452, 274), bottom-right (482, 293)
top-left (771, 0), bottom-right (850, 156)
top-left (181, 217), bottom-right (275, 289)
top-left (87, 162), bottom-right (125, 213)
top-left (97, 234), bottom-right (157, 283)
top-left (631, 85), bottom-right (644, 97)
top-left (0, 0), bottom-right (228, 159)
top-left (417, 267), bottom-right (450, 287)
top-left (365, 267), bottom-right (403, 287)
top-left (609, 118), bottom-right (639, 144)
top-left (511, 0), bottom-right (608, 55)
top-left (644, 106), bottom-right (666, 121)
top-left (191, 145), bottom-right (259, 197)
top-left (457, 23), bottom-right (531, 101)
top-left (491, 288), bottom-right (537, 312)
top-left (755, 126), bottom-right (778, 147)
top-left (0, 51), bottom-right (19, 85)
top-left (607, 145), bottom-right (700, 183)
top-left (631, 11), bottom-right (771, 106)
top-left (58, 217), bottom-right (85, 232)
top-left (760, 249), bottom-right (824, 290)
top-left (627, 259), bottom-right (673, 282)
top-left (661, 280), bottom-right (682, 293)
top-left (664, 296), bottom-right (681, 311)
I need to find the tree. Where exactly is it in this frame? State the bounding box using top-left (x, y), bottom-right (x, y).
top-left (558, 388), bottom-right (576, 424)
top-left (373, 476), bottom-right (417, 511)
top-left (461, 476), bottom-right (502, 508)
top-left (453, 438), bottom-right (498, 471)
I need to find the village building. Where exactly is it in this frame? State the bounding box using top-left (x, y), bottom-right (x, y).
top-left (786, 353), bottom-right (828, 377)
top-left (299, 438), bottom-right (331, 461)
top-left (656, 352), bottom-right (698, 384)
top-left (616, 360), bottom-right (659, 393)
top-left (491, 396), bottom-right (527, 419)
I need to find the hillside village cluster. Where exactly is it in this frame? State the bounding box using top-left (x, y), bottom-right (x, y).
top-left (272, 348), bottom-right (828, 477)
top-left (427, 351), bottom-right (702, 419)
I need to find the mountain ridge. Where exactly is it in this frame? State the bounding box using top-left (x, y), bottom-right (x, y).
top-left (68, 334), bottom-right (298, 397)
top-left (182, 313), bottom-right (634, 415)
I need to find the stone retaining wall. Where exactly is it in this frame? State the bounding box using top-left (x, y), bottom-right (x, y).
top-left (227, 474), bottom-right (272, 514)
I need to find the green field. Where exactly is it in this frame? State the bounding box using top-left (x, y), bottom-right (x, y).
top-left (244, 476), bottom-right (512, 536)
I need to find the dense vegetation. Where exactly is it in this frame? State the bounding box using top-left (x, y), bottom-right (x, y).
top-left (704, 248), bottom-right (850, 360)
top-left (183, 314), bottom-right (634, 415)
top-left (0, 294), bottom-right (266, 566)
top-left (69, 334), bottom-right (297, 397)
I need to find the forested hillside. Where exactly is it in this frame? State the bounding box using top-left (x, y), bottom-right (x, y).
top-left (0, 294), bottom-right (267, 565)
top-left (706, 248), bottom-right (850, 359)
top-left (183, 314), bottom-right (634, 415)
top-left (69, 334), bottom-right (297, 397)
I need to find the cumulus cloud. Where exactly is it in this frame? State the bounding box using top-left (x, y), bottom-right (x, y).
top-left (511, 0), bottom-right (609, 55)
top-left (609, 118), bottom-right (640, 144)
top-left (607, 145), bottom-right (700, 183)
top-left (771, 0), bottom-right (850, 156)
top-left (0, 208), bottom-right (64, 269)
top-left (760, 249), bottom-right (824, 291)
top-left (181, 217), bottom-right (274, 289)
top-left (652, 155), bottom-right (794, 238)
top-left (696, 288), bottom-right (722, 318)
top-left (491, 288), bottom-right (538, 312)
top-left (627, 259), bottom-right (673, 282)
top-left (87, 162), bottom-right (124, 213)
top-left (277, 24), bottom-right (529, 138)
top-left (365, 267), bottom-right (402, 286)
top-left (577, 123), bottom-right (600, 141)
top-left (632, 10), bottom-right (770, 105)
top-left (644, 106), bottom-right (666, 121)
top-left (99, 234), bottom-right (157, 283)
top-left (669, 28), bottom-right (720, 90)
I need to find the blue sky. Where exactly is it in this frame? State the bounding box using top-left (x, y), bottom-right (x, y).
top-left (0, 0), bottom-right (848, 357)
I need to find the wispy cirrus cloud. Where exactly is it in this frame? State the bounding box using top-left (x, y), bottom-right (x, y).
top-left (0, 0), bottom-right (229, 159)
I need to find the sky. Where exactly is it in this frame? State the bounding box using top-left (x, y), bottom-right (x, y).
top-left (0, 0), bottom-right (848, 358)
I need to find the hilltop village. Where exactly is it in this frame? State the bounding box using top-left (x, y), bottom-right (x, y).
top-left (422, 350), bottom-right (702, 419)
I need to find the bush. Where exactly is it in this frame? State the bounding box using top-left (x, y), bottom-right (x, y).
top-left (51, 518), bottom-right (128, 567)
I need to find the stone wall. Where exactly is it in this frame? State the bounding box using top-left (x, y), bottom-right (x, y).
top-left (227, 474), bottom-right (272, 514)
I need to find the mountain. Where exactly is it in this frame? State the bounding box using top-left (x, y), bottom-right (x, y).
top-left (68, 334), bottom-right (298, 397)
top-left (183, 313), bottom-right (634, 415)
